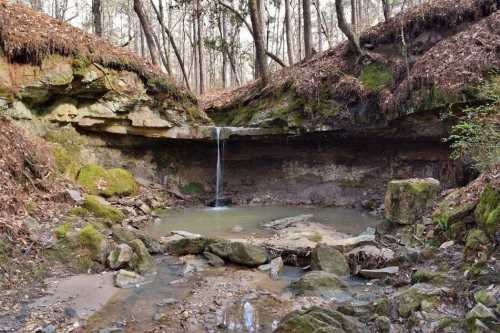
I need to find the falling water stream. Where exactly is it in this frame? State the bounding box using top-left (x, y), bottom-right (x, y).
top-left (215, 127), bottom-right (224, 208)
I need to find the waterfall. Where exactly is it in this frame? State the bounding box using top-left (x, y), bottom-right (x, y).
top-left (215, 127), bottom-right (224, 207)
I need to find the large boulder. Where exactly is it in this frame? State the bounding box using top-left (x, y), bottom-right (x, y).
top-left (275, 306), bottom-right (365, 333)
top-left (129, 239), bottom-right (155, 274)
top-left (207, 240), bottom-right (268, 267)
top-left (290, 271), bottom-right (347, 297)
top-left (311, 244), bottom-right (350, 276)
top-left (384, 178), bottom-right (440, 225)
top-left (77, 164), bottom-right (138, 198)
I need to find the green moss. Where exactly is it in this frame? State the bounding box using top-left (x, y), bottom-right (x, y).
top-left (78, 225), bottom-right (103, 256)
top-left (71, 56), bottom-right (93, 77)
top-left (360, 63), bottom-right (393, 92)
top-left (53, 146), bottom-right (82, 180)
top-left (465, 228), bottom-right (489, 253)
top-left (77, 164), bottom-right (138, 197)
top-left (55, 222), bottom-right (73, 240)
top-left (68, 207), bottom-right (89, 217)
top-left (417, 86), bottom-right (451, 112)
top-left (475, 184), bottom-right (500, 237)
top-left (180, 182), bottom-right (204, 195)
top-left (83, 195), bottom-right (124, 223)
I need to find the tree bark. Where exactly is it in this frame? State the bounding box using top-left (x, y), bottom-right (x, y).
top-left (249, 0), bottom-right (268, 85)
top-left (315, 0), bottom-right (323, 52)
top-left (150, 0), bottom-right (191, 90)
top-left (134, 0), bottom-right (160, 66)
top-left (30, 0), bottom-right (43, 11)
top-left (284, 0), bottom-right (294, 65)
top-left (218, 1), bottom-right (286, 68)
top-left (196, 0), bottom-right (205, 94)
top-left (381, 0), bottom-right (391, 21)
top-left (92, 0), bottom-right (103, 37)
top-left (350, 0), bottom-right (357, 34)
top-left (335, 0), bottom-right (363, 56)
top-left (302, 0), bottom-right (312, 58)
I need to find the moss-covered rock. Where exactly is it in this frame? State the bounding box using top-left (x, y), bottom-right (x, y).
top-left (275, 306), bottom-right (364, 333)
top-left (179, 182), bottom-right (204, 195)
top-left (465, 229), bottom-right (490, 253)
top-left (432, 187), bottom-right (478, 232)
top-left (53, 146), bottom-right (82, 180)
top-left (77, 164), bottom-right (138, 197)
top-left (395, 283), bottom-right (445, 318)
top-left (129, 239), bottom-right (155, 274)
top-left (385, 178), bottom-right (441, 225)
top-left (82, 195), bottom-right (124, 223)
top-left (78, 224), bottom-right (104, 258)
top-left (290, 271), bottom-right (347, 297)
top-left (55, 222), bottom-right (73, 240)
top-left (311, 244), bottom-right (349, 276)
top-left (475, 184), bottom-right (500, 237)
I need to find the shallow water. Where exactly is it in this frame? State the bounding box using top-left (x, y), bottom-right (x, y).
top-left (146, 206), bottom-right (380, 238)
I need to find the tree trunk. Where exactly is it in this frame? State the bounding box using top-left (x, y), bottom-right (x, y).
top-left (30, 0), bottom-right (43, 11)
top-left (315, 0), bottom-right (323, 52)
top-left (249, 0), bottom-right (268, 85)
top-left (150, 0), bottom-right (191, 90)
top-left (381, 0), bottom-right (391, 21)
top-left (134, 0), bottom-right (160, 66)
top-left (350, 0), bottom-right (357, 34)
top-left (196, 0), bottom-right (205, 94)
top-left (284, 0), bottom-right (294, 65)
top-left (335, 0), bottom-right (363, 56)
top-left (92, 0), bottom-right (103, 37)
top-left (302, 0), bottom-right (312, 58)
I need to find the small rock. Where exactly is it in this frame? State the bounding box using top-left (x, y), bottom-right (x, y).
top-left (269, 256), bottom-right (284, 280)
top-left (262, 214), bottom-right (314, 230)
top-left (375, 316), bottom-right (391, 333)
top-left (157, 298), bottom-right (178, 306)
top-left (359, 266), bottom-right (399, 279)
top-left (203, 252), bottom-right (225, 267)
top-left (474, 289), bottom-right (497, 307)
top-left (439, 240), bottom-right (455, 249)
top-left (42, 325), bottom-right (56, 333)
top-left (108, 243), bottom-right (133, 269)
top-left (290, 271), bottom-right (347, 297)
top-left (66, 189), bottom-right (83, 203)
top-left (114, 269), bottom-right (145, 288)
top-left (139, 203), bottom-right (151, 214)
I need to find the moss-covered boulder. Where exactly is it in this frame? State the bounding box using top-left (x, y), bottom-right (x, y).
top-left (290, 271), bottom-right (347, 297)
top-left (77, 164), bottom-right (138, 197)
top-left (108, 243), bottom-right (133, 270)
top-left (432, 187), bottom-right (478, 229)
top-left (227, 242), bottom-right (268, 267)
top-left (129, 239), bottom-right (155, 274)
top-left (465, 229), bottom-right (490, 254)
top-left (311, 244), bottom-right (349, 276)
top-left (384, 178), bottom-right (441, 225)
top-left (83, 195), bottom-right (124, 223)
top-left (475, 185), bottom-right (499, 237)
top-left (275, 306), bottom-right (364, 333)
top-left (395, 283), bottom-right (447, 318)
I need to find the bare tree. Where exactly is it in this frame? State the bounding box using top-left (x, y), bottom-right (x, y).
top-left (30, 0), bottom-right (43, 11)
top-left (249, 0), bottom-right (268, 85)
top-left (335, 0), bottom-right (363, 56)
top-left (196, 0), bottom-right (205, 94)
top-left (303, 0), bottom-right (313, 58)
top-left (381, 0), bottom-right (391, 21)
top-left (284, 0), bottom-right (294, 65)
top-left (92, 0), bottom-right (103, 37)
top-left (133, 0), bottom-right (160, 66)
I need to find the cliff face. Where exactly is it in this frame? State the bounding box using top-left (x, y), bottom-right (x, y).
top-left (204, 0), bottom-right (500, 140)
top-left (0, 1), bottom-right (211, 139)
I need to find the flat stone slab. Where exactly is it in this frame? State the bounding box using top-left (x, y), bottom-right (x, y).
top-left (359, 266), bottom-right (399, 279)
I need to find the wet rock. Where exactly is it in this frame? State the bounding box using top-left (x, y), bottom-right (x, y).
top-left (385, 178), bottom-right (440, 225)
top-left (203, 251), bottom-right (225, 267)
top-left (269, 256), bottom-right (284, 279)
top-left (114, 269), bottom-right (145, 288)
top-left (395, 283), bottom-right (449, 318)
top-left (290, 271), bottom-right (347, 297)
top-left (359, 266), bottom-right (399, 279)
top-left (164, 235), bottom-right (208, 256)
top-left (262, 214), bottom-right (314, 230)
top-left (129, 239), bottom-right (155, 274)
top-left (182, 256), bottom-right (209, 275)
top-left (275, 306), bottom-right (364, 333)
top-left (311, 244), bottom-right (349, 276)
top-left (347, 245), bottom-right (395, 272)
top-left (108, 243), bottom-right (133, 269)
top-left (227, 242), bottom-right (268, 267)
